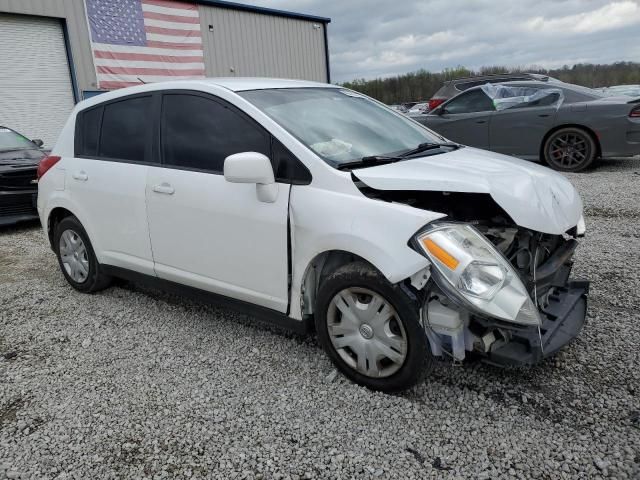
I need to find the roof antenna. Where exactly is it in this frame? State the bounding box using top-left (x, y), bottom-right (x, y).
top-left (137, 77), bottom-right (146, 84)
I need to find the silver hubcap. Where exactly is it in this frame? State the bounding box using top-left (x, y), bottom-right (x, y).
top-left (59, 229), bottom-right (89, 283)
top-left (327, 287), bottom-right (408, 378)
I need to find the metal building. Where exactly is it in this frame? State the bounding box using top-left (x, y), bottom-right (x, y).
top-left (0, 0), bottom-right (331, 147)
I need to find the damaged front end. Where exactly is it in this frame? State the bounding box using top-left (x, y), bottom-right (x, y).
top-left (413, 223), bottom-right (588, 367)
top-left (358, 184), bottom-right (589, 367)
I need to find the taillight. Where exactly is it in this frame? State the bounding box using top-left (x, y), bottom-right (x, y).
top-left (428, 98), bottom-right (445, 111)
top-left (37, 155), bottom-right (61, 179)
top-left (630, 105), bottom-right (640, 118)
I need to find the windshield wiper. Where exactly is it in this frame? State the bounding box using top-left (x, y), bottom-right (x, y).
top-left (336, 155), bottom-right (403, 171)
top-left (399, 142), bottom-right (461, 158)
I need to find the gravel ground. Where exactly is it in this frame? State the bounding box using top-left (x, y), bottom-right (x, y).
top-left (1, 158), bottom-right (639, 480)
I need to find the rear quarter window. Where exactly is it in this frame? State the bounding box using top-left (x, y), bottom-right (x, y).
top-left (75, 106), bottom-right (103, 157)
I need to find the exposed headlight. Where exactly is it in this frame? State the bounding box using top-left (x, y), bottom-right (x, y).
top-left (415, 223), bottom-right (540, 326)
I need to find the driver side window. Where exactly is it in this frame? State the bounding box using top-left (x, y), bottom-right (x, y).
top-left (444, 90), bottom-right (495, 114)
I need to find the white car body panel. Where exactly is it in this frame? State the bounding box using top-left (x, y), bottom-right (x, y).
top-left (145, 166), bottom-right (290, 312)
top-left (353, 147), bottom-right (583, 235)
top-left (287, 184), bottom-right (444, 320)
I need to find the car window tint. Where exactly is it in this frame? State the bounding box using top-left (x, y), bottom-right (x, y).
top-left (271, 139), bottom-right (311, 184)
top-left (444, 90), bottom-right (495, 114)
top-left (99, 96), bottom-right (151, 162)
top-left (162, 94), bottom-right (270, 173)
top-left (79, 107), bottom-right (102, 156)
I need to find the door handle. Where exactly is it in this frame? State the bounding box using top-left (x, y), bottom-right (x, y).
top-left (72, 171), bottom-right (88, 181)
top-left (476, 120), bottom-right (487, 124)
top-left (152, 183), bottom-right (175, 195)
top-left (538, 114), bottom-right (551, 117)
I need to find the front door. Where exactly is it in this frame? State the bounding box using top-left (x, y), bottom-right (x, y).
top-left (422, 89), bottom-right (495, 149)
top-left (145, 92), bottom-right (290, 312)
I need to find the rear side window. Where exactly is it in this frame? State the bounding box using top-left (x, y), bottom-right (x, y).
top-left (98, 96), bottom-right (151, 162)
top-left (161, 93), bottom-right (270, 173)
top-left (444, 90), bottom-right (495, 114)
top-left (76, 106), bottom-right (102, 157)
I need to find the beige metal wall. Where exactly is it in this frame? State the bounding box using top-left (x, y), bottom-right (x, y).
top-left (198, 5), bottom-right (328, 82)
top-left (0, 0), bottom-right (329, 95)
top-left (0, 0), bottom-right (97, 93)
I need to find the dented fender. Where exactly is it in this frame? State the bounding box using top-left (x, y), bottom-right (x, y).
top-left (288, 184), bottom-right (444, 320)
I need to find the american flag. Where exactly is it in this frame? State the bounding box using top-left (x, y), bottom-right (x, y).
top-left (85, 0), bottom-right (205, 90)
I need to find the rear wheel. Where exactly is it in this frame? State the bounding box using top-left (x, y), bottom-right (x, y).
top-left (315, 262), bottom-right (432, 392)
top-left (543, 127), bottom-right (597, 172)
top-left (54, 216), bottom-right (111, 293)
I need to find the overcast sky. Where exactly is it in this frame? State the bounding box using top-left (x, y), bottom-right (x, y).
top-left (237, 0), bottom-right (640, 83)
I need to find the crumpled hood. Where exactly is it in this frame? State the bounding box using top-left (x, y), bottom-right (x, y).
top-left (353, 147), bottom-right (583, 235)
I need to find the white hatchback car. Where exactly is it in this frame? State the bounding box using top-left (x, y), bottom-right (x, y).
top-left (37, 78), bottom-right (589, 392)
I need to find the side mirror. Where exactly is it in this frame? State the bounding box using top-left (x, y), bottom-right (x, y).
top-left (224, 152), bottom-right (278, 203)
top-left (32, 139), bottom-right (44, 148)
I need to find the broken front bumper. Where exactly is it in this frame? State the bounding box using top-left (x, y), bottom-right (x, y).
top-left (484, 280), bottom-right (590, 366)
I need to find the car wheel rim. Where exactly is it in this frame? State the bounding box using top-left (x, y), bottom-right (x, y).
top-left (327, 287), bottom-right (408, 378)
top-left (59, 229), bottom-right (89, 283)
top-left (549, 132), bottom-right (590, 168)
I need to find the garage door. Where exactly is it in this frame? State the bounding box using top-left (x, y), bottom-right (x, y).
top-left (0, 14), bottom-right (76, 148)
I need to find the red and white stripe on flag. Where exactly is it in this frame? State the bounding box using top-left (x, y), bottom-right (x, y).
top-left (87, 0), bottom-right (206, 90)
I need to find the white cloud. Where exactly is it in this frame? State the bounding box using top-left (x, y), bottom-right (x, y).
top-left (234, 0), bottom-right (640, 82)
top-left (524, 1), bottom-right (640, 34)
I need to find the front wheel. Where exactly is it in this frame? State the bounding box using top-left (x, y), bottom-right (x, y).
top-left (315, 262), bottom-right (432, 392)
top-left (543, 127), bottom-right (597, 172)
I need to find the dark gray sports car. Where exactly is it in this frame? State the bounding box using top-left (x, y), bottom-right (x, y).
top-left (0, 127), bottom-right (44, 226)
top-left (416, 80), bottom-right (640, 171)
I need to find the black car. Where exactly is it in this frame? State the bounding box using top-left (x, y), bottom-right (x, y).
top-left (0, 127), bottom-right (45, 226)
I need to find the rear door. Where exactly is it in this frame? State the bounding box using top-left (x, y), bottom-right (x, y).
top-left (68, 94), bottom-right (156, 275)
top-left (422, 89), bottom-right (495, 148)
top-left (145, 91), bottom-right (291, 312)
top-left (489, 88), bottom-right (561, 159)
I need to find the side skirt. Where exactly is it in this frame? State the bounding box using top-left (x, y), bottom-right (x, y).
top-left (101, 265), bottom-right (313, 335)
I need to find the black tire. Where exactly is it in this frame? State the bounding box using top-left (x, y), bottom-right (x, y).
top-left (315, 262), bottom-right (432, 392)
top-left (53, 215), bottom-right (111, 293)
top-left (543, 127), bottom-right (597, 172)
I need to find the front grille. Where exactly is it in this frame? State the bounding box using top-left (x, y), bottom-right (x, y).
top-left (0, 193), bottom-right (37, 216)
top-left (0, 167), bottom-right (38, 190)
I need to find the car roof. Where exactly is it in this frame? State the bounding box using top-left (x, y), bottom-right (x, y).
top-left (75, 77), bottom-right (336, 110)
top-left (444, 72), bottom-right (547, 85)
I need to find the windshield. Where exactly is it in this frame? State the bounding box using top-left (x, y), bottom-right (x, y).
top-left (239, 88), bottom-right (443, 165)
top-left (0, 128), bottom-right (36, 151)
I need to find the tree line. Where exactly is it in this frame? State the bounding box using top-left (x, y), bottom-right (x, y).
top-left (340, 62), bottom-right (640, 104)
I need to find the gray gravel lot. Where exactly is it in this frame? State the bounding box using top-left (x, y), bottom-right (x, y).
top-left (1, 158), bottom-right (639, 479)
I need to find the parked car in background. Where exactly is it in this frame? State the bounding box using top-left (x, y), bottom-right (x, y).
top-left (599, 84), bottom-right (640, 98)
top-left (389, 104), bottom-right (408, 113)
top-left (0, 126), bottom-right (45, 226)
top-left (402, 101), bottom-right (420, 111)
top-left (38, 78), bottom-right (588, 392)
top-left (427, 72), bottom-right (553, 112)
top-left (407, 102), bottom-right (430, 116)
top-left (418, 80), bottom-right (640, 172)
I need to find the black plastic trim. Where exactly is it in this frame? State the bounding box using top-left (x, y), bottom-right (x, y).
top-left (102, 265), bottom-right (312, 335)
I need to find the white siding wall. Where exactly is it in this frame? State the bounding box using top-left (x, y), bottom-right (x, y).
top-left (0, 0), bottom-right (97, 93)
top-left (198, 6), bottom-right (328, 82)
top-left (0, 0), bottom-right (329, 92)
top-left (0, 13), bottom-right (76, 146)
